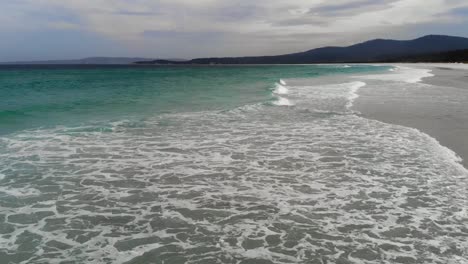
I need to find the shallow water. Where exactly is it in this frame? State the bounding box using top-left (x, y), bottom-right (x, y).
top-left (0, 65), bottom-right (382, 135)
top-left (0, 65), bottom-right (467, 263)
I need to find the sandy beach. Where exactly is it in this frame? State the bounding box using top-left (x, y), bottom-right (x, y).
top-left (354, 63), bottom-right (468, 168)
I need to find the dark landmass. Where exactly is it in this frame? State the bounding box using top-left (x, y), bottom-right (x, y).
top-left (384, 49), bottom-right (468, 63)
top-left (0, 57), bottom-right (184, 65)
top-left (136, 35), bottom-right (468, 65)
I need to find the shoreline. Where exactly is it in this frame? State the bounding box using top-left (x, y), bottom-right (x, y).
top-left (353, 63), bottom-right (468, 168)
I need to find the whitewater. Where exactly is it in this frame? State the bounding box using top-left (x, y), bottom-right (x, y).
top-left (0, 65), bottom-right (467, 263)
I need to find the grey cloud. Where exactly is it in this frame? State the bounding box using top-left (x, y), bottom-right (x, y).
top-left (308, 0), bottom-right (396, 15)
top-left (116, 10), bottom-right (162, 16)
top-left (143, 30), bottom-right (224, 40)
top-left (273, 0), bottom-right (399, 28)
top-left (445, 6), bottom-right (468, 17)
top-left (3, 0), bottom-right (468, 60)
top-left (272, 17), bottom-right (331, 27)
top-left (214, 5), bottom-right (266, 22)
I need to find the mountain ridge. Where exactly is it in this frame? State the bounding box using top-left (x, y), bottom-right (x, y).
top-left (0, 57), bottom-right (185, 65)
top-left (137, 35), bottom-right (468, 64)
top-left (3, 35), bottom-right (467, 65)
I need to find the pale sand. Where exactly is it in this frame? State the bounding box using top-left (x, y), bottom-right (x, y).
top-left (354, 63), bottom-right (468, 168)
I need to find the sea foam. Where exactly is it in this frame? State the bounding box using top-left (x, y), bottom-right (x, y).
top-left (2, 107), bottom-right (466, 263)
top-left (357, 66), bottom-right (434, 83)
top-left (272, 79), bottom-right (292, 105)
top-left (272, 83), bottom-right (289, 95)
top-left (273, 96), bottom-right (294, 106)
top-left (346, 81), bottom-right (366, 109)
top-left (1, 66), bottom-right (467, 264)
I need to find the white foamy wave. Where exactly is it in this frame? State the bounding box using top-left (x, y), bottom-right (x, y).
top-left (357, 66), bottom-right (434, 83)
top-left (346, 81), bottom-right (366, 110)
top-left (409, 126), bottom-right (468, 175)
top-left (279, 79), bottom-right (286, 85)
top-left (273, 96), bottom-right (294, 106)
top-left (1, 188), bottom-right (41, 197)
top-left (1, 106), bottom-right (468, 263)
top-left (272, 83), bottom-right (289, 95)
top-left (349, 81), bottom-right (367, 90)
top-left (286, 81), bottom-right (366, 113)
top-left (1, 66), bottom-right (467, 264)
top-left (226, 103), bottom-right (265, 114)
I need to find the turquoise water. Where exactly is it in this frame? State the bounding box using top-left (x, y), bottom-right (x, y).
top-left (0, 65), bottom-right (384, 134)
top-left (1, 65), bottom-right (467, 264)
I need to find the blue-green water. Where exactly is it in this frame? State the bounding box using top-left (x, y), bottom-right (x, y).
top-left (0, 65), bottom-right (467, 264)
top-left (0, 65), bottom-right (384, 134)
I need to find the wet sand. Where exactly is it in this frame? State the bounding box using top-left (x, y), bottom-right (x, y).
top-left (354, 63), bottom-right (468, 168)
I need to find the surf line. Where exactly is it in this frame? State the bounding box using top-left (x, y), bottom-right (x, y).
top-left (346, 81), bottom-right (367, 110)
top-left (273, 79), bottom-right (294, 106)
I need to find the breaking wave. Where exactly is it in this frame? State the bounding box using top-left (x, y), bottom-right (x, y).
top-left (0, 67), bottom-right (467, 264)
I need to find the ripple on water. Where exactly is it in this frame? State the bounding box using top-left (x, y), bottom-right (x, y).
top-left (0, 95), bottom-right (467, 263)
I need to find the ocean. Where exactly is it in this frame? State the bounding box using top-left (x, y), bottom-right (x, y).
top-left (0, 64), bottom-right (467, 263)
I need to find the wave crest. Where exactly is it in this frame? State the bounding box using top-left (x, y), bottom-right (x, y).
top-left (272, 83), bottom-right (289, 95)
top-left (273, 96), bottom-right (294, 106)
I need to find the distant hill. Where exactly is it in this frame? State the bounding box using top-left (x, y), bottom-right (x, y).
top-left (385, 49), bottom-right (468, 63)
top-left (137, 35), bottom-right (468, 64)
top-left (1, 57), bottom-right (181, 65)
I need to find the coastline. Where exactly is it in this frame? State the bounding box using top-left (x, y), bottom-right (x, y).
top-left (2, 63), bottom-right (468, 263)
top-left (353, 63), bottom-right (468, 168)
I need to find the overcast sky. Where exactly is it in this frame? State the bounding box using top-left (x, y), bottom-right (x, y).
top-left (1, 0), bottom-right (467, 61)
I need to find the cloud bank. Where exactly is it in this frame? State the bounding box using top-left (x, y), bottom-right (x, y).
top-left (1, 0), bottom-right (467, 60)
